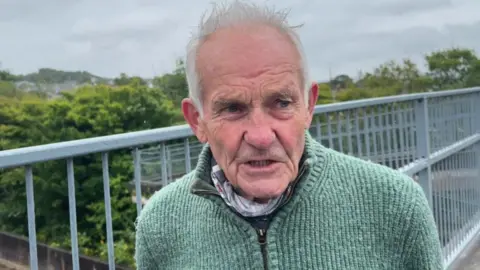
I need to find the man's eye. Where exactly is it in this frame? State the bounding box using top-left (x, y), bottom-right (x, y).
top-left (224, 104), bottom-right (242, 113)
top-left (277, 99), bottom-right (292, 108)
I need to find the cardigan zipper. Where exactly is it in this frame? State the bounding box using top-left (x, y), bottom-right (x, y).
top-left (257, 228), bottom-right (268, 269)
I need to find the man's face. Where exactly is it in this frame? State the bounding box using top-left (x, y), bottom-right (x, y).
top-left (183, 25), bottom-right (318, 201)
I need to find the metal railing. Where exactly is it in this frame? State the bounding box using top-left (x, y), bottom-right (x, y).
top-left (0, 87), bottom-right (479, 269)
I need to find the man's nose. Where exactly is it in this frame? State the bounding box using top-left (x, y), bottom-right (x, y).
top-left (243, 110), bottom-right (275, 149)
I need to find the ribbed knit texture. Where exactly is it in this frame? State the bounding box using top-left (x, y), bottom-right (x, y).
top-left (135, 132), bottom-right (444, 269)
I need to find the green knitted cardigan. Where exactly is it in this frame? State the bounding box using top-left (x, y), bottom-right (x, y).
top-left (135, 132), bottom-right (443, 270)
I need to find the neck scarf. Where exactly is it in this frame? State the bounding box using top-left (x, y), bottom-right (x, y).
top-left (210, 160), bottom-right (287, 217)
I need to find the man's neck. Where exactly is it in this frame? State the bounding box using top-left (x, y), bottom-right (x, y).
top-left (232, 185), bottom-right (277, 204)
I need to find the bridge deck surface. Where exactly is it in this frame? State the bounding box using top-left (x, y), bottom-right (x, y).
top-left (0, 258), bottom-right (27, 270)
top-left (450, 234), bottom-right (480, 269)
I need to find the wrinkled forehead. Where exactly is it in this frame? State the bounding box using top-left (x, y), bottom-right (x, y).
top-left (197, 26), bottom-right (302, 103)
top-left (197, 25), bottom-right (302, 82)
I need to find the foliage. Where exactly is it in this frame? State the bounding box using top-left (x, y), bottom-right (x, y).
top-left (113, 73), bottom-right (147, 87)
top-left (152, 59), bottom-right (189, 107)
top-left (19, 68), bottom-right (109, 85)
top-left (425, 47), bottom-right (480, 90)
top-left (316, 47), bottom-right (479, 104)
top-left (0, 47), bottom-right (479, 268)
top-left (0, 71), bottom-right (181, 268)
top-left (0, 70), bottom-right (18, 81)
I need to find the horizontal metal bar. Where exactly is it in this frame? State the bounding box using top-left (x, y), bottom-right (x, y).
top-left (398, 134), bottom-right (480, 176)
top-left (428, 134), bottom-right (480, 165)
top-left (314, 86), bottom-right (480, 114)
top-left (1, 87), bottom-right (479, 169)
top-left (0, 124), bottom-right (195, 169)
top-left (398, 159), bottom-right (428, 176)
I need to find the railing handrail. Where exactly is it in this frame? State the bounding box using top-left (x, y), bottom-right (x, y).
top-left (1, 86), bottom-right (479, 169)
top-left (0, 124), bottom-right (195, 169)
top-left (314, 86), bottom-right (480, 114)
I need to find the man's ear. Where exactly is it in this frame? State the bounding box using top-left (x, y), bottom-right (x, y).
top-left (305, 82), bottom-right (319, 127)
top-left (181, 98), bottom-right (208, 143)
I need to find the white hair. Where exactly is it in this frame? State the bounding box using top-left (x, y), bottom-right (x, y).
top-left (185, 0), bottom-right (310, 116)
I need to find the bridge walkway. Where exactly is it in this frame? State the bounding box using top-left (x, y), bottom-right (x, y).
top-left (0, 87), bottom-right (479, 269)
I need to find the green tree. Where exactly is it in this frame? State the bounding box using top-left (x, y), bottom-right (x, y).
top-left (20, 68), bottom-right (107, 85)
top-left (360, 59), bottom-right (432, 95)
top-left (0, 70), bottom-right (18, 81)
top-left (0, 81), bottom-right (21, 98)
top-left (113, 73), bottom-right (147, 86)
top-left (330, 74), bottom-right (354, 90)
top-left (425, 47), bottom-right (479, 90)
top-left (153, 59), bottom-right (189, 107)
top-left (316, 83), bottom-right (336, 104)
top-left (0, 83), bottom-right (181, 267)
top-left (465, 60), bottom-right (480, 87)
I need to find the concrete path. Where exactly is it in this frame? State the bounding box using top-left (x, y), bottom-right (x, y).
top-left (450, 236), bottom-right (480, 269)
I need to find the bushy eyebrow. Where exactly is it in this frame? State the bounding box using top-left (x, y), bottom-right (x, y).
top-left (211, 91), bottom-right (246, 110)
top-left (263, 88), bottom-right (297, 102)
top-left (211, 88), bottom-right (298, 110)
top-left (212, 98), bottom-right (241, 109)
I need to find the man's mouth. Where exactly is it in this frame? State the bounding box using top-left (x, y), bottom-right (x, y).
top-left (247, 160), bottom-right (275, 167)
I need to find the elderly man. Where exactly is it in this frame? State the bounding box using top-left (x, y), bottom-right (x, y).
top-left (135, 1), bottom-right (443, 269)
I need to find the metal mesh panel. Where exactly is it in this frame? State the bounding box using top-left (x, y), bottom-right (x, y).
top-left (431, 142), bottom-right (480, 263)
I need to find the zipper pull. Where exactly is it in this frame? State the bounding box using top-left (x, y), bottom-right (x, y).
top-left (257, 229), bottom-right (267, 244)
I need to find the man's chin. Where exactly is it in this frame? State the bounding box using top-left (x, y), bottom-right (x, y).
top-left (239, 181), bottom-right (290, 201)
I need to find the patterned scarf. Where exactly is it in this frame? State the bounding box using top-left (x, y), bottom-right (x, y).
top-left (210, 159), bottom-right (287, 217)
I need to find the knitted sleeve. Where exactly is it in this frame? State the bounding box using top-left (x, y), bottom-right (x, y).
top-left (135, 216), bottom-right (158, 270)
top-left (403, 183), bottom-right (444, 270)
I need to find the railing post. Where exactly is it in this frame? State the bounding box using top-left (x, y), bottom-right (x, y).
top-left (161, 143), bottom-right (168, 187)
top-left (133, 148), bottom-right (143, 216)
top-left (476, 143), bottom-right (480, 181)
top-left (470, 94), bottom-right (479, 135)
top-left (476, 89), bottom-right (480, 177)
top-left (415, 97), bottom-right (433, 209)
top-left (184, 138), bottom-right (191, 173)
top-left (476, 93), bottom-right (480, 134)
top-left (66, 159), bottom-right (80, 270)
top-left (25, 165), bottom-right (38, 270)
top-left (101, 153), bottom-right (115, 270)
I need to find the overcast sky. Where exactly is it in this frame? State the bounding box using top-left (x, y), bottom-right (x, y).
top-left (1, 0), bottom-right (479, 81)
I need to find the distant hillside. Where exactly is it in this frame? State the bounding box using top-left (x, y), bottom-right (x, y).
top-left (18, 68), bottom-right (110, 85)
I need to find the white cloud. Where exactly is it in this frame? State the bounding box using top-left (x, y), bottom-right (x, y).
top-left (0, 0), bottom-right (479, 81)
